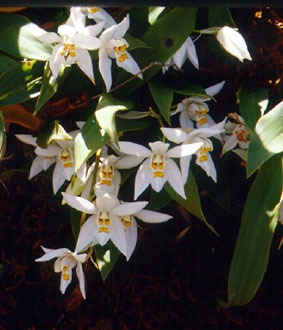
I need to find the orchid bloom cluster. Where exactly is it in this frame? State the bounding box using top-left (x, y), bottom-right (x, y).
top-left (11, 7), bottom-right (255, 300)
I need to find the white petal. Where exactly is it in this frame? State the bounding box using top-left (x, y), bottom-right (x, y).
top-left (124, 219), bottom-right (137, 261)
top-left (151, 176), bottom-right (167, 193)
top-left (221, 135), bottom-right (238, 155)
top-left (62, 192), bottom-right (97, 214)
top-left (35, 144), bottom-right (60, 157)
top-left (60, 270), bottom-right (72, 294)
top-left (148, 141), bottom-right (169, 154)
top-left (109, 215), bottom-right (127, 257)
top-left (134, 159), bottom-right (152, 200)
top-left (112, 14), bottom-right (130, 39)
top-left (180, 110), bottom-right (194, 128)
top-left (72, 34), bottom-right (101, 50)
top-left (186, 37), bottom-right (199, 69)
top-left (119, 141), bottom-right (151, 157)
top-left (58, 24), bottom-right (77, 38)
top-left (135, 209), bottom-right (172, 223)
top-left (115, 155), bottom-right (145, 169)
top-left (166, 142), bottom-right (203, 158)
top-left (165, 158), bottom-right (186, 199)
top-left (116, 51), bottom-right (142, 79)
top-left (76, 48), bottom-right (95, 83)
top-left (196, 153), bottom-right (217, 182)
top-left (15, 134), bottom-right (37, 146)
top-left (53, 162), bottom-right (66, 194)
top-left (98, 48), bottom-right (112, 92)
top-left (29, 156), bottom-right (44, 179)
top-left (49, 44), bottom-right (65, 78)
top-left (112, 201), bottom-right (148, 216)
top-left (172, 41), bottom-right (187, 69)
top-left (180, 155), bottom-right (192, 183)
top-left (205, 81), bottom-right (225, 96)
top-left (75, 215), bottom-right (98, 252)
top-left (38, 32), bottom-right (62, 43)
top-left (83, 22), bottom-right (105, 37)
top-left (76, 262), bottom-right (86, 299)
top-left (35, 247), bottom-right (70, 262)
top-left (161, 127), bottom-right (187, 144)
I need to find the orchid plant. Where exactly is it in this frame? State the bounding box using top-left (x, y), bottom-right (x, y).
top-left (0, 6), bottom-right (282, 309)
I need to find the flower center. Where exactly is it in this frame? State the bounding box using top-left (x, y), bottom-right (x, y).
top-left (197, 139), bottom-right (213, 162)
top-left (151, 154), bottom-right (165, 178)
top-left (107, 39), bottom-right (129, 62)
top-left (60, 149), bottom-right (73, 169)
top-left (60, 43), bottom-right (76, 60)
top-left (234, 125), bottom-right (250, 143)
top-left (97, 210), bottom-right (111, 233)
top-left (121, 215), bottom-right (133, 232)
top-left (100, 163), bottom-right (114, 186)
top-left (62, 266), bottom-right (69, 281)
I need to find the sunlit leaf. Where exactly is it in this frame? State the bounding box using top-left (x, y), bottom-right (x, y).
top-left (247, 100), bottom-right (283, 177)
top-left (228, 155), bottom-right (283, 307)
top-left (94, 241), bottom-right (120, 281)
top-left (36, 121), bottom-right (72, 148)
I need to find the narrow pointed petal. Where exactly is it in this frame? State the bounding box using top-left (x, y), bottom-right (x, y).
top-left (72, 35), bottom-right (101, 50)
top-left (196, 153), bottom-right (217, 182)
top-left (186, 37), bottom-right (199, 69)
top-left (60, 270), bottom-right (72, 294)
top-left (172, 41), bottom-right (187, 68)
top-left (109, 215), bottom-right (127, 257)
top-left (116, 51), bottom-right (142, 79)
top-left (180, 155), bottom-right (192, 183)
top-left (75, 215), bottom-right (98, 252)
top-left (58, 24), bottom-right (77, 38)
top-left (165, 158), bottom-right (186, 199)
top-left (98, 48), bottom-right (112, 92)
top-left (161, 127), bottom-right (187, 144)
top-left (15, 134), bottom-right (37, 146)
top-left (180, 110), bottom-right (194, 128)
top-left (76, 48), bottom-right (95, 82)
top-left (83, 22), bottom-right (105, 37)
top-left (53, 163), bottom-right (66, 194)
top-left (29, 156), bottom-right (44, 179)
top-left (205, 81), bottom-right (225, 96)
top-left (113, 201), bottom-right (148, 216)
top-left (221, 135), bottom-right (238, 155)
top-left (112, 14), bottom-right (129, 38)
top-left (135, 209), bottom-right (172, 223)
top-left (49, 44), bottom-right (65, 78)
top-left (62, 193), bottom-right (97, 214)
top-left (124, 220), bottom-right (137, 261)
top-left (35, 145), bottom-right (60, 157)
top-left (76, 263), bottom-right (86, 299)
top-left (38, 32), bottom-right (62, 43)
top-left (134, 159), bottom-right (151, 200)
top-left (115, 155), bottom-right (145, 169)
top-left (166, 142), bottom-right (203, 158)
top-left (35, 247), bottom-right (70, 262)
top-left (151, 176), bottom-right (167, 193)
top-left (119, 141), bottom-right (151, 157)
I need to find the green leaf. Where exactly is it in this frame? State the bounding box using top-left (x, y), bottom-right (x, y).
top-left (148, 6), bottom-right (166, 25)
top-left (0, 12), bottom-right (52, 60)
top-left (0, 60), bottom-right (43, 106)
top-left (208, 8), bottom-right (236, 27)
top-left (165, 171), bottom-right (218, 236)
top-left (238, 84), bottom-right (269, 131)
top-left (70, 209), bottom-right (81, 241)
top-left (149, 188), bottom-right (172, 211)
top-left (0, 110), bottom-right (6, 159)
top-left (128, 8), bottom-right (150, 38)
top-left (148, 76), bottom-right (173, 125)
top-left (95, 94), bottom-right (129, 146)
top-left (115, 8), bottom-right (197, 95)
top-left (126, 33), bottom-right (152, 51)
top-left (173, 80), bottom-right (207, 98)
top-left (0, 52), bottom-right (18, 75)
top-left (34, 63), bottom-right (71, 115)
top-left (227, 155), bottom-right (283, 307)
top-left (94, 241), bottom-right (120, 281)
top-left (247, 101), bottom-right (283, 177)
top-left (36, 121), bottom-right (72, 148)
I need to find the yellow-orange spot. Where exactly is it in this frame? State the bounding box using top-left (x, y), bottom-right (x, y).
top-left (63, 273), bottom-right (69, 280)
top-left (153, 171), bottom-right (164, 178)
top-left (199, 155), bottom-right (208, 162)
top-left (203, 147), bottom-right (212, 153)
top-left (99, 227), bottom-right (109, 233)
top-left (90, 8), bottom-right (100, 14)
top-left (69, 51), bottom-right (76, 57)
top-left (43, 156), bottom-right (53, 159)
top-left (235, 129), bottom-right (249, 143)
top-left (119, 44), bottom-right (127, 52)
top-left (113, 46), bottom-right (119, 54)
top-left (101, 180), bottom-right (112, 186)
top-left (121, 216), bottom-right (133, 232)
top-left (60, 50), bottom-right (64, 56)
top-left (200, 109), bottom-right (208, 116)
top-left (63, 162), bottom-right (73, 169)
top-left (63, 266), bottom-right (67, 271)
top-left (199, 117), bottom-right (208, 125)
top-left (118, 54), bottom-right (128, 62)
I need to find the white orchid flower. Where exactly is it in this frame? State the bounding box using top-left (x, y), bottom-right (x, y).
top-left (173, 81), bottom-right (225, 129)
top-left (216, 26), bottom-right (252, 62)
top-left (163, 36), bottom-right (199, 73)
top-left (35, 246), bottom-right (87, 299)
top-left (85, 7), bottom-right (116, 27)
top-left (221, 113), bottom-right (251, 157)
top-left (38, 18), bottom-right (104, 82)
top-left (117, 140), bottom-right (203, 200)
top-left (161, 119), bottom-right (226, 183)
top-left (98, 14), bottom-right (142, 92)
top-left (16, 134), bottom-right (56, 179)
top-left (62, 192), bottom-right (148, 259)
top-left (119, 206), bottom-right (172, 260)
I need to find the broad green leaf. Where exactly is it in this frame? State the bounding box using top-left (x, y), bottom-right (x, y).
top-left (228, 155), bottom-right (283, 307)
top-left (165, 171), bottom-right (218, 236)
top-left (247, 101), bottom-right (283, 177)
top-left (238, 84), bottom-right (269, 131)
top-left (0, 60), bottom-right (43, 106)
top-left (173, 80), bottom-right (207, 98)
top-left (148, 76), bottom-right (173, 125)
top-left (208, 8), bottom-right (236, 27)
top-left (36, 121), bottom-right (72, 148)
top-left (0, 52), bottom-right (18, 74)
top-left (0, 13), bottom-right (52, 60)
top-left (0, 111), bottom-right (6, 159)
top-left (125, 33), bottom-right (151, 51)
top-left (96, 94), bottom-right (130, 146)
top-left (94, 241), bottom-right (120, 281)
top-left (128, 8), bottom-right (150, 38)
top-left (34, 63), bottom-right (71, 115)
top-left (115, 8), bottom-right (197, 95)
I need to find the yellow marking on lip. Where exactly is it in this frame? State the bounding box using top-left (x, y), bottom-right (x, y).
top-left (99, 227), bottom-right (109, 233)
top-left (90, 8), bottom-right (100, 14)
top-left (153, 171), bottom-right (164, 178)
top-left (118, 53), bottom-right (128, 62)
top-left (198, 117), bottom-right (208, 125)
